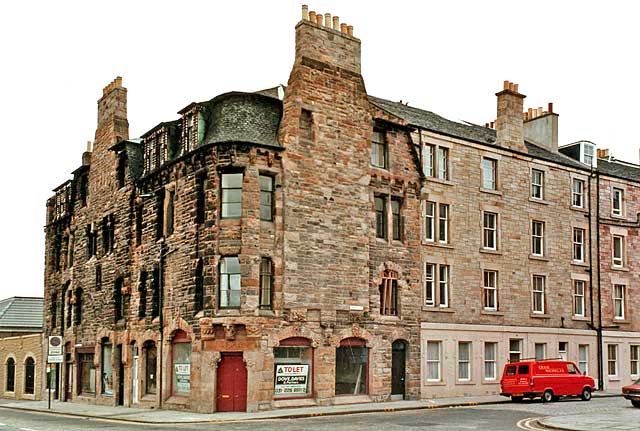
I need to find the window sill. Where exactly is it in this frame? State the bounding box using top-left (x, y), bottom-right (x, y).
top-left (613, 318), bottom-right (630, 324)
top-left (479, 188), bottom-right (502, 196)
top-left (610, 213), bottom-right (625, 220)
top-left (166, 396), bottom-right (189, 405)
top-left (608, 377), bottom-right (620, 382)
top-left (571, 316), bottom-right (590, 322)
top-left (480, 248), bottom-right (502, 255)
top-left (481, 380), bottom-right (499, 385)
top-left (610, 265), bottom-right (629, 272)
top-left (530, 313), bottom-right (551, 319)
top-left (379, 315), bottom-right (401, 322)
top-left (426, 177), bottom-right (454, 187)
top-left (571, 261), bottom-right (589, 267)
top-left (422, 241), bottom-right (454, 249)
top-left (529, 255), bottom-right (549, 262)
top-left (424, 381), bottom-right (447, 386)
top-left (571, 206), bottom-right (588, 213)
top-left (481, 310), bottom-right (504, 316)
top-left (529, 197), bottom-right (549, 205)
top-left (215, 309), bottom-right (241, 317)
top-left (455, 380), bottom-right (476, 385)
top-left (422, 306), bottom-right (454, 313)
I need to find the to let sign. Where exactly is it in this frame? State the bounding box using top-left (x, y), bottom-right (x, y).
top-left (47, 336), bottom-right (63, 363)
top-left (274, 364), bottom-right (309, 395)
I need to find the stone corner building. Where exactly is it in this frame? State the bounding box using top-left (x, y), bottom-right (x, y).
top-left (43, 6), bottom-right (639, 413)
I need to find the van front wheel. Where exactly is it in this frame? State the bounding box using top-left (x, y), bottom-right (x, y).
top-left (511, 396), bottom-right (523, 402)
top-left (580, 387), bottom-right (592, 401)
top-left (542, 390), bottom-right (554, 403)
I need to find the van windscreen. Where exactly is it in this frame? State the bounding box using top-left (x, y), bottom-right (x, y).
top-left (518, 365), bottom-right (530, 374)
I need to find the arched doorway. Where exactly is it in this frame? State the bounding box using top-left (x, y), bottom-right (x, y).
top-left (391, 340), bottom-right (407, 398)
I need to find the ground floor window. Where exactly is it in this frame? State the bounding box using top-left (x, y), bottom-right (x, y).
top-left (273, 337), bottom-right (313, 398)
top-left (145, 341), bottom-right (157, 395)
top-left (484, 342), bottom-right (497, 381)
top-left (335, 338), bottom-right (368, 395)
top-left (457, 342), bottom-right (471, 381)
top-left (631, 345), bottom-right (639, 377)
top-left (24, 357), bottom-right (35, 394)
top-left (535, 343), bottom-right (546, 360)
top-left (426, 341), bottom-right (441, 382)
top-left (101, 341), bottom-right (113, 395)
top-left (607, 344), bottom-right (618, 377)
top-left (5, 358), bottom-right (15, 392)
top-left (79, 353), bottom-right (96, 394)
top-left (172, 330), bottom-right (191, 396)
top-left (578, 344), bottom-right (589, 374)
top-left (509, 339), bottom-right (522, 362)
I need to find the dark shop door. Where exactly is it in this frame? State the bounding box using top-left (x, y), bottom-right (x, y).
top-left (391, 340), bottom-right (407, 397)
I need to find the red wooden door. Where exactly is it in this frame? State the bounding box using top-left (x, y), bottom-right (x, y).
top-left (216, 353), bottom-right (247, 412)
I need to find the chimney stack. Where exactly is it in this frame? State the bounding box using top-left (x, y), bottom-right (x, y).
top-left (495, 80), bottom-right (527, 153)
top-left (523, 101), bottom-right (559, 152)
top-left (597, 148), bottom-right (610, 159)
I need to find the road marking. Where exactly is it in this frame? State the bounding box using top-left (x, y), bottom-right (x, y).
top-left (19, 428), bottom-right (39, 431)
top-left (516, 417), bottom-right (549, 430)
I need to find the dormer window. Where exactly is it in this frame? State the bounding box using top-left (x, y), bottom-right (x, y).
top-left (581, 142), bottom-right (596, 167)
top-left (184, 115), bottom-right (194, 153)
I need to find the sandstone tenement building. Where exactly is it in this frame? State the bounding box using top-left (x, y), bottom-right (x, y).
top-left (43, 6), bottom-right (639, 412)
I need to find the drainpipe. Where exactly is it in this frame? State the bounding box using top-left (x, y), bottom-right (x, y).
top-left (158, 240), bottom-right (165, 408)
top-left (595, 172), bottom-right (604, 391)
top-left (588, 173), bottom-right (595, 334)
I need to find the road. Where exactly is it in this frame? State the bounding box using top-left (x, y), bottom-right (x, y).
top-left (0, 396), bottom-right (629, 431)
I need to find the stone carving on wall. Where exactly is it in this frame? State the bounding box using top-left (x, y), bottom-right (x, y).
top-left (289, 309), bottom-right (306, 322)
top-left (224, 323), bottom-right (236, 341)
top-left (199, 318), bottom-right (215, 341)
top-left (246, 325), bottom-right (262, 338)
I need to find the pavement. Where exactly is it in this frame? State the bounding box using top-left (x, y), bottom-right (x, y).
top-left (539, 403), bottom-right (640, 431)
top-left (0, 391), bottom-right (623, 426)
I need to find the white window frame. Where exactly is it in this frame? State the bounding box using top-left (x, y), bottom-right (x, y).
top-left (483, 270), bottom-right (497, 311)
top-left (371, 130), bottom-right (387, 169)
top-left (426, 341), bottom-right (442, 382)
top-left (424, 263), bottom-right (435, 307)
top-left (612, 235), bottom-right (624, 268)
top-left (481, 157), bottom-right (497, 190)
top-left (423, 144), bottom-right (434, 177)
top-left (558, 341), bottom-right (568, 361)
top-left (572, 178), bottom-right (585, 208)
top-left (631, 345), bottom-right (640, 377)
top-left (535, 343), bottom-right (547, 360)
top-left (573, 280), bottom-right (585, 317)
top-left (532, 275), bottom-right (545, 314)
top-left (439, 265), bottom-right (449, 308)
top-left (531, 169), bottom-right (544, 199)
top-left (424, 201), bottom-right (435, 242)
top-left (582, 142), bottom-right (595, 167)
top-left (578, 344), bottom-right (589, 375)
top-left (607, 344), bottom-right (618, 377)
top-left (573, 228), bottom-right (585, 263)
top-left (457, 342), bottom-right (471, 381)
top-left (484, 342), bottom-right (497, 381)
top-left (612, 187), bottom-right (623, 217)
top-left (613, 284), bottom-right (625, 320)
top-left (509, 339), bottom-right (522, 362)
top-left (483, 212), bottom-right (497, 250)
top-left (438, 203), bottom-right (449, 244)
top-left (437, 147), bottom-right (449, 181)
top-left (531, 220), bottom-right (545, 256)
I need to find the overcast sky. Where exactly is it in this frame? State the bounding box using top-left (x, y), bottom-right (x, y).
top-left (1, 1), bottom-right (638, 299)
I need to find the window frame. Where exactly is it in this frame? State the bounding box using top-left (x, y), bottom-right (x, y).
top-left (531, 220), bottom-right (545, 257)
top-left (375, 195), bottom-right (387, 239)
top-left (484, 342), bottom-right (497, 381)
top-left (534, 343), bottom-right (547, 361)
top-left (5, 357), bottom-right (15, 392)
top-left (612, 235), bottom-right (624, 268)
top-left (531, 169), bottom-right (544, 200)
top-left (573, 280), bottom-right (586, 317)
top-left (391, 198), bottom-right (402, 241)
top-left (631, 345), bottom-right (640, 377)
top-left (613, 284), bottom-right (626, 320)
top-left (481, 157), bottom-right (497, 190)
top-left (438, 203), bottom-right (449, 244)
top-left (578, 344), bottom-right (589, 375)
top-left (436, 147), bottom-right (449, 181)
top-left (483, 270), bottom-right (498, 311)
top-left (379, 269), bottom-right (399, 316)
top-left (532, 275), bottom-right (546, 314)
top-left (259, 174), bottom-right (275, 222)
top-left (424, 263), bottom-right (435, 307)
top-left (426, 341), bottom-right (442, 382)
top-left (572, 227), bottom-right (585, 263)
top-left (259, 257), bottom-right (273, 310)
top-left (509, 339), bottom-right (522, 363)
top-left (371, 129), bottom-right (387, 169)
top-left (424, 201), bottom-right (435, 242)
top-left (170, 330), bottom-right (191, 397)
top-left (483, 212), bottom-right (498, 250)
top-left (457, 341), bottom-right (471, 381)
top-left (572, 178), bottom-right (585, 208)
top-left (612, 187), bottom-right (624, 217)
top-left (439, 265), bottom-right (449, 308)
top-left (607, 344), bottom-right (618, 377)
top-left (220, 172), bottom-right (243, 219)
top-left (219, 256), bottom-right (242, 309)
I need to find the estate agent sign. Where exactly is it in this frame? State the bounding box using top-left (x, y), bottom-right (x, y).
top-left (274, 364), bottom-right (309, 395)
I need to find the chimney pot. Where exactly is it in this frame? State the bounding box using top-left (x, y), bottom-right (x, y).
top-left (503, 80), bottom-right (510, 90)
top-left (316, 13), bottom-right (323, 26)
top-left (302, 5), bottom-right (309, 20)
top-left (513, 83), bottom-right (519, 93)
top-left (347, 25), bottom-right (353, 36)
top-left (86, 141), bottom-right (92, 152)
top-left (309, 11), bottom-right (316, 21)
top-left (324, 13), bottom-right (331, 27)
top-left (340, 23), bottom-right (347, 33)
top-left (333, 15), bottom-right (339, 30)
top-left (548, 102), bottom-right (553, 113)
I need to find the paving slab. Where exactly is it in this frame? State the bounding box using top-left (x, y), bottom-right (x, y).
top-left (539, 404), bottom-right (639, 431)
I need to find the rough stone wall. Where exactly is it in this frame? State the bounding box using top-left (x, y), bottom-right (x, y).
top-left (0, 334), bottom-right (43, 400)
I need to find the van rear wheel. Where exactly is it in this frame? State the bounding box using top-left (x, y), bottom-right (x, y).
top-left (511, 396), bottom-right (523, 402)
top-left (542, 390), bottom-right (554, 403)
top-left (580, 387), bottom-right (592, 401)
top-left (631, 400), bottom-right (640, 408)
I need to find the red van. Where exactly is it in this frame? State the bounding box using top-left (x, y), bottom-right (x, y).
top-left (500, 359), bottom-right (594, 402)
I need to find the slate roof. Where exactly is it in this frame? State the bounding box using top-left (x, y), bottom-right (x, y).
top-left (0, 297), bottom-right (44, 333)
top-left (368, 96), bottom-right (588, 171)
top-left (597, 158), bottom-right (640, 183)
